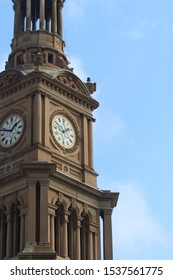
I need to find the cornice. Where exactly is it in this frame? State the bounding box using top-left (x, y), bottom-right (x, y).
top-left (0, 70), bottom-right (99, 111)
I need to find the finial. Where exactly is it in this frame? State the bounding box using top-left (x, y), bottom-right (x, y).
top-left (85, 77), bottom-right (96, 94)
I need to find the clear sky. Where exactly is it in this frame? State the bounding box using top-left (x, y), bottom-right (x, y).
top-left (0, 0), bottom-right (173, 260)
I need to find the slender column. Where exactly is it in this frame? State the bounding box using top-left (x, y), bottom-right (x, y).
top-left (69, 219), bottom-right (73, 259)
top-left (88, 118), bottom-right (94, 169)
top-left (13, 0), bottom-right (17, 36)
top-left (27, 181), bottom-right (36, 243)
top-left (96, 210), bottom-right (101, 260)
top-left (93, 233), bottom-right (98, 260)
top-left (55, 210), bottom-right (61, 255)
top-left (46, 17), bottom-right (51, 32)
top-left (40, 0), bottom-right (45, 30)
top-left (26, 0), bottom-right (31, 31)
top-left (20, 214), bottom-right (25, 252)
top-left (83, 115), bottom-right (89, 166)
top-left (103, 209), bottom-right (113, 260)
top-left (14, 0), bottom-right (22, 36)
top-left (88, 231), bottom-right (93, 260)
top-left (39, 180), bottom-right (49, 244)
top-left (44, 96), bottom-right (50, 148)
top-left (63, 213), bottom-right (68, 258)
top-left (52, 0), bottom-right (57, 33)
top-left (32, 1), bottom-right (37, 31)
top-left (76, 220), bottom-right (81, 260)
top-left (57, 0), bottom-right (64, 37)
top-left (5, 213), bottom-right (12, 259)
top-left (33, 92), bottom-right (42, 145)
top-left (50, 214), bottom-right (55, 250)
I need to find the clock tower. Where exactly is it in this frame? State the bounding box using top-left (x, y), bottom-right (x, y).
top-left (0, 0), bottom-right (119, 260)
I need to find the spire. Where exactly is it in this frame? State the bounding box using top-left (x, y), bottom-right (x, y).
top-left (7, 0), bottom-right (68, 73)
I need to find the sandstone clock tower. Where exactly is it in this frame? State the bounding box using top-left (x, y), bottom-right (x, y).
top-left (0, 0), bottom-right (119, 260)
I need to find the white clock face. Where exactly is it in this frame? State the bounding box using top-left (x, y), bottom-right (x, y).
top-left (0, 114), bottom-right (24, 147)
top-left (52, 114), bottom-right (76, 149)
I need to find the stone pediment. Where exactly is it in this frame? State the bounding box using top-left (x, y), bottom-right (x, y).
top-left (0, 69), bottom-right (24, 91)
top-left (53, 71), bottom-right (90, 97)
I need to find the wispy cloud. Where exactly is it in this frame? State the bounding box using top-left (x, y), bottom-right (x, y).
top-left (108, 181), bottom-right (168, 259)
top-left (124, 18), bottom-right (157, 42)
top-left (94, 109), bottom-right (126, 143)
top-left (69, 55), bottom-right (88, 81)
top-left (65, 0), bottom-right (89, 19)
top-left (65, 0), bottom-right (115, 19)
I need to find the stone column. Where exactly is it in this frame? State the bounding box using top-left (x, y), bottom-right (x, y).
top-left (14, 0), bottom-right (22, 36)
top-left (27, 180), bottom-right (36, 244)
top-left (46, 17), bottom-right (51, 32)
top-left (33, 91), bottom-right (42, 145)
top-left (52, 0), bottom-right (57, 33)
top-left (88, 230), bottom-right (93, 260)
top-left (39, 180), bottom-right (49, 245)
top-left (63, 213), bottom-right (68, 258)
top-left (26, 0), bottom-right (31, 31)
top-left (103, 209), bottom-right (113, 260)
top-left (50, 214), bottom-right (55, 251)
top-left (44, 95), bottom-right (50, 148)
top-left (20, 214), bottom-right (25, 252)
top-left (76, 219), bottom-right (81, 260)
top-left (40, 0), bottom-right (45, 30)
top-left (13, 0), bottom-right (17, 36)
top-left (88, 118), bottom-right (94, 169)
top-left (57, 0), bottom-right (64, 37)
top-left (5, 213), bottom-right (12, 259)
top-left (83, 115), bottom-right (89, 167)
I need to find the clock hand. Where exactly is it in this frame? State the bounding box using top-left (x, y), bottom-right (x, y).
top-left (55, 121), bottom-right (64, 132)
top-left (0, 128), bottom-right (12, 132)
top-left (11, 120), bottom-right (21, 131)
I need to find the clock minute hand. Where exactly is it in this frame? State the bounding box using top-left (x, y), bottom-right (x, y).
top-left (11, 120), bottom-right (21, 131)
top-left (55, 121), bottom-right (63, 132)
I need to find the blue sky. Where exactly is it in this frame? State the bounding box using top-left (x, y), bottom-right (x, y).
top-left (0, 0), bottom-right (173, 259)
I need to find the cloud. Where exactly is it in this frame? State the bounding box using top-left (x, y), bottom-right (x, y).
top-left (99, 178), bottom-right (168, 259)
top-left (65, 0), bottom-right (115, 19)
top-left (69, 55), bottom-right (88, 81)
top-left (124, 19), bottom-right (157, 42)
top-left (65, 0), bottom-right (89, 19)
top-left (94, 110), bottom-right (126, 143)
top-left (111, 181), bottom-right (167, 259)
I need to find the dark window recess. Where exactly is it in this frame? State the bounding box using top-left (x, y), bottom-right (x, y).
top-left (48, 53), bottom-right (53, 63)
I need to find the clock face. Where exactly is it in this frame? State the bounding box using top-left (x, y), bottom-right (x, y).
top-left (52, 114), bottom-right (76, 149)
top-left (0, 114), bottom-right (24, 148)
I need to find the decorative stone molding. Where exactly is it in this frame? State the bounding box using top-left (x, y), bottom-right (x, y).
top-left (0, 72), bottom-right (22, 90)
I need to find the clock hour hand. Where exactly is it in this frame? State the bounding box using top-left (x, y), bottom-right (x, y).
top-left (0, 128), bottom-right (11, 132)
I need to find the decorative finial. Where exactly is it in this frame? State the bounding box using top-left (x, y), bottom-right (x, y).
top-left (85, 77), bottom-right (96, 94)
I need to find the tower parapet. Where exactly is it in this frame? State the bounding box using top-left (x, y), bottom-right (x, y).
top-left (6, 0), bottom-right (69, 73)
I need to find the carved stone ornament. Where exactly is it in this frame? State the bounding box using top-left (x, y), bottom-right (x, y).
top-left (57, 75), bottom-right (82, 92)
top-left (0, 72), bottom-right (21, 90)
